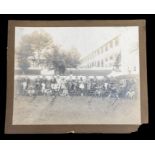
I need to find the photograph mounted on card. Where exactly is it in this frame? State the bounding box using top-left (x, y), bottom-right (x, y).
top-left (5, 20), bottom-right (148, 133)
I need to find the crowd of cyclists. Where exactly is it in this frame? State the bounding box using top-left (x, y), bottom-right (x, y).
top-left (15, 75), bottom-right (138, 99)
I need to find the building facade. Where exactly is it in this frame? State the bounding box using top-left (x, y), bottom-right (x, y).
top-left (79, 28), bottom-right (139, 75)
top-left (80, 36), bottom-right (120, 70)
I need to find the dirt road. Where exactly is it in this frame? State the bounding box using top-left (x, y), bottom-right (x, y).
top-left (13, 96), bottom-right (141, 125)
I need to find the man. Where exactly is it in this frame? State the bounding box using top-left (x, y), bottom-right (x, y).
top-left (35, 78), bottom-right (41, 96)
top-left (79, 78), bottom-right (85, 96)
top-left (60, 78), bottom-right (69, 96)
top-left (85, 76), bottom-right (90, 96)
top-left (41, 81), bottom-right (46, 95)
top-left (50, 76), bottom-right (57, 90)
top-left (21, 78), bottom-right (27, 96)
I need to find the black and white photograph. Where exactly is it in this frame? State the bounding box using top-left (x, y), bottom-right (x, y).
top-left (12, 25), bottom-right (142, 125)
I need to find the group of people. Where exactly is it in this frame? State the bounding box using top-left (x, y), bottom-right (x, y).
top-left (15, 75), bottom-right (137, 99)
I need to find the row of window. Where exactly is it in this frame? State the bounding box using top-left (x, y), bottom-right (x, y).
top-left (87, 59), bottom-right (114, 68)
top-left (82, 38), bottom-right (119, 63)
top-left (83, 55), bottom-right (114, 65)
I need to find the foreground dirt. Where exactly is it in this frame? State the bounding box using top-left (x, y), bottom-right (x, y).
top-left (13, 96), bottom-right (141, 125)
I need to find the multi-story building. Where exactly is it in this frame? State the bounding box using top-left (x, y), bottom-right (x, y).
top-left (80, 36), bottom-right (120, 69)
top-left (79, 27), bottom-right (139, 75)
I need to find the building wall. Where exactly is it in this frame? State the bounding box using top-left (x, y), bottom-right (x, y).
top-left (119, 28), bottom-right (139, 74)
top-left (80, 28), bottom-right (139, 75)
top-left (80, 36), bottom-right (121, 70)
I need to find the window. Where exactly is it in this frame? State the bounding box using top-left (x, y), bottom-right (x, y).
top-left (100, 48), bottom-right (102, 54)
top-left (98, 61), bottom-right (100, 67)
top-left (110, 56), bottom-right (113, 60)
top-left (102, 47), bottom-right (104, 53)
top-left (110, 41), bottom-right (113, 48)
top-left (101, 60), bottom-right (104, 67)
top-left (115, 38), bottom-right (119, 46)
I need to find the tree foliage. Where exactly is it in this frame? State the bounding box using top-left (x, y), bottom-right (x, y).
top-left (16, 31), bottom-right (81, 75)
top-left (64, 48), bottom-right (80, 68)
top-left (44, 46), bottom-right (66, 74)
top-left (44, 46), bottom-right (80, 75)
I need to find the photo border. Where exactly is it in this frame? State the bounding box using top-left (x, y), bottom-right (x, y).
top-left (5, 20), bottom-right (148, 134)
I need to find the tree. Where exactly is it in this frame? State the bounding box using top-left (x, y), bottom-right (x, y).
top-left (16, 31), bottom-right (54, 73)
top-left (44, 46), bottom-right (66, 75)
top-left (64, 48), bottom-right (80, 68)
top-left (17, 31), bottom-right (53, 66)
top-left (16, 42), bottom-right (33, 74)
top-left (16, 30), bottom-right (81, 75)
top-left (44, 47), bottom-right (81, 75)
top-left (28, 31), bottom-right (53, 66)
top-left (18, 58), bottom-right (30, 74)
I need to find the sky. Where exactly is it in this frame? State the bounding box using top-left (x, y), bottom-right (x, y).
top-left (15, 26), bottom-right (136, 57)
